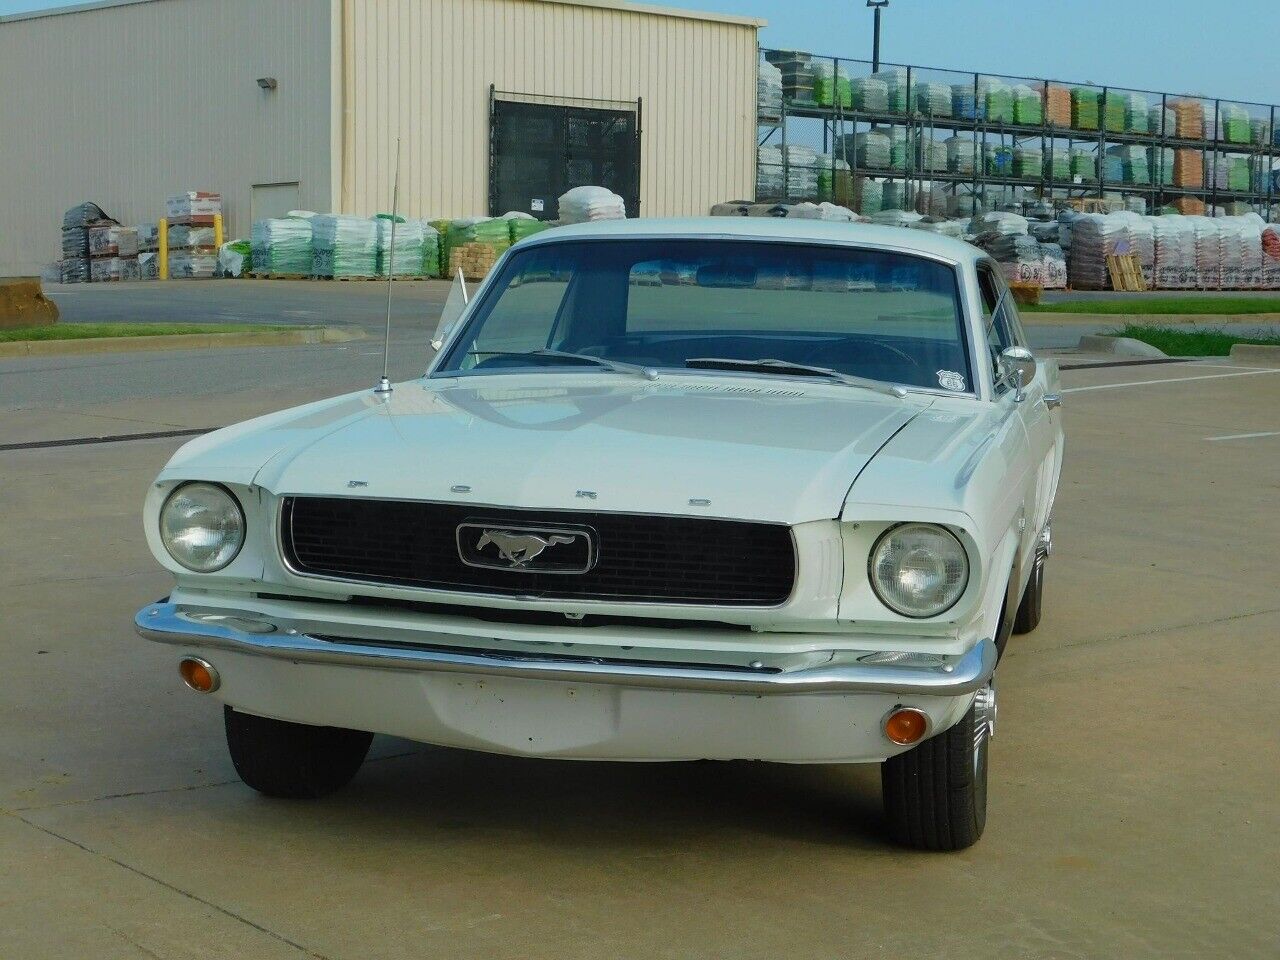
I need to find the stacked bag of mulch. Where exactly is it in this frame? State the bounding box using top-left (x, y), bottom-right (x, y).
top-left (1067, 214), bottom-right (1131, 289)
top-left (951, 83), bottom-right (981, 121)
top-left (876, 68), bottom-right (908, 113)
top-left (918, 136), bottom-right (948, 173)
top-left (60, 202), bottom-right (117, 283)
top-left (505, 212), bottom-right (551, 245)
top-left (1071, 88), bottom-right (1101, 130)
top-left (758, 60), bottom-right (783, 116)
top-left (557, 186), bottom-right (627, 223)
top-left (983, 80), bottom-right (1014, 125)
top-left (1013, 147), bottom-right (1042, 180)
top-left (813, 61), bottom-right (852, 109)
top-left (985, 144), bottom-right (1014, 177)
top-left (856, 178), bottom-right (883, 216)
top-left (1174, 149), bottom-right (1204, 188)
top-left (1045, 85), bottom-right (1071, 127)
top-left (1173, 99), bottom-right (1205, 139)
top-left (781, 145), bottom-right (819, 196)
top-left (817, 157), bottom-right (852, 204)
top-left (1152, 216), bottom-right (1196, 289)
top-left (842, 130), bottom-right (890, 169)
top-left (1071, 150), bottom-right (1097, 182)
top-left (372, 215), bottom-right (426, 278)
top-left (1050, 148), bottom-right (1071, 181)
top-left (1122, 93), bottom-right (1149, 133)
top-left (854, 74), bottom-right (889, 112)
top-left (1012, 85), bottom-right (1042, 125)
top-left (888, 127), bottom-right (910, 171)
top-left (1219, 104), bottom-right (1251, 144)
top-left (310, 215), bottom-right (377, 278)
top-left (251, 215), bottom-right (314, 276)
top-left (946, 136), bottom-right (976, 175)
top-left (914, 82), bottom-right (951, 117)
top-left (1150, 104), bottom-right (1176, 137)
top-left (757, 145), bottom-right (783, 198)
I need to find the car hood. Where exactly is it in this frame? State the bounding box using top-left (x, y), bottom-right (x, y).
top-left (166, 374), bottom-right (932, 524)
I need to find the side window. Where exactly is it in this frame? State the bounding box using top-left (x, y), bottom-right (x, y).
top-left (977, 265), bottom-right (1022, 392)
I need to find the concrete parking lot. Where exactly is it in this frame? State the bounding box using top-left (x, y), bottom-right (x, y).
top-left (3, 331), bottom-right (1279, 958)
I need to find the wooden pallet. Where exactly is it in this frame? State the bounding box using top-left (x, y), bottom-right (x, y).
top-left (1069, 197), bottom-right (1116, 214)
top-left (246, 272), bottom-right (309, 281)
top-left (1106, 254), bottom-right (1147, 292)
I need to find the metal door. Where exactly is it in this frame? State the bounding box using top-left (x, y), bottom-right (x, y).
top-left (489, 91), bottom-right (641, 220)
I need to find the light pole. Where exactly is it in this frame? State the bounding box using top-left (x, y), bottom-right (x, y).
top-left (867, 0), bottom-right (889, 72)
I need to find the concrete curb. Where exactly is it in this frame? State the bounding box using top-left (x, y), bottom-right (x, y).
top-left (1229, 343), bottom-right (1280, 366)
top-left (1077, 334), bottom-right (1168, 358)
top-left (1023, 311), bottom-right (1280, 326)
top-left (0, 326), bottom-right (364, 358)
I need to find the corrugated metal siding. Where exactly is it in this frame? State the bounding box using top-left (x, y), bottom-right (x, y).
top-left (0, 0), bottom-right (333, 275)
top-left (340, 0), bottom-right (758, 220)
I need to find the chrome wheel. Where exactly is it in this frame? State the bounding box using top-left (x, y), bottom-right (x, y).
top-left (971, 681), bottom-right (996, 812)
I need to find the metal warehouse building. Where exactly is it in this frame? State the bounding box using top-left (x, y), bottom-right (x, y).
top-left (0, 0), bottom-right (763, 275)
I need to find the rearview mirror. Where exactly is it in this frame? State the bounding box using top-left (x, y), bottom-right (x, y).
top-left (1000, 346), bottom-right (1036, 402)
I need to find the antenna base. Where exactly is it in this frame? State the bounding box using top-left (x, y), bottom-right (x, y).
top-left (374, 376), bottom-right (393, 396)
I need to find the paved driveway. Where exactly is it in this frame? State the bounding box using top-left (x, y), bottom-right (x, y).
top-left (3, 348), bottom-right (1278, 959)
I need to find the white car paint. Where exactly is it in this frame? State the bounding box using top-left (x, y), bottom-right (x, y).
top-left (137, 218), bottom-right (1063, 764)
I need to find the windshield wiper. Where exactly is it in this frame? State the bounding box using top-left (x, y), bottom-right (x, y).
top-left (684, 358), bottom-right (908, 398)
top-left (467, 349), bottom-right (659, 380)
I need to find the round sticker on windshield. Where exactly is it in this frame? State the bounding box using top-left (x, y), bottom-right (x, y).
top-left (936, 370), bottom-right (966, 392)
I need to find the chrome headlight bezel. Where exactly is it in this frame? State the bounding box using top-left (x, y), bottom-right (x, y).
top-left (867, 522), bottom-right (970, 619)
top-left (159, 481), bottom-right (246, 573)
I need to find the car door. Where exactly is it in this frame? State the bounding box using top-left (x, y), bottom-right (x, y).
top-left (980, 264), bottom-right (1063, 562)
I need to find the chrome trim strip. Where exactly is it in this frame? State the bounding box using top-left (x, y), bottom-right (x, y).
top-left (135, 601), bottom-right (996, 697)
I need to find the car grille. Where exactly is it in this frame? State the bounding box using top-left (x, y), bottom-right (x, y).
top-left (280, 497), bottom-right (796, 606)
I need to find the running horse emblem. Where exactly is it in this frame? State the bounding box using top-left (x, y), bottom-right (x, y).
top-left (475, 529), bottom-right (577, 567)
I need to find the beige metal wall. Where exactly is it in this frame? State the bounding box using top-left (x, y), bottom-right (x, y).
top-left (0, 0), bottom-right (334, 276)
top-left (339, 0), bottom-right (760, 220)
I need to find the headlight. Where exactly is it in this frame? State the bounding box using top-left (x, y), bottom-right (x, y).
top-left (868, 523), bottom-right (969, 618)
top-left (159, 482), bottom-right (245, 572)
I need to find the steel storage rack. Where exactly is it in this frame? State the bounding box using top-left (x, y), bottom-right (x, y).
top-left (756, 49), bottom-right (1279, 220)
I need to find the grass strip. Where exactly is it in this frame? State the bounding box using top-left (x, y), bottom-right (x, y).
top-left (0, 323), bottom-right (286, 343)
top-left (1024, 297), bottom-right (1280, 315)
top-left (1105, 323), bottom-right (1280, 356)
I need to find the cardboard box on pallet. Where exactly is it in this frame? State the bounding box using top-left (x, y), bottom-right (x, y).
top-left (168, 251), bottom-right (217, 279)
top-left (166, 192), bottom-right (222, 221)
top-left (88, 225), bottom-right (139, 258)
top-left (168, 225), bottom-right (217, 250)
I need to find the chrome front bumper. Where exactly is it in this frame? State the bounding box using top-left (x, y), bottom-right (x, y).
top-left (135, 600), bottom-right (997, 697)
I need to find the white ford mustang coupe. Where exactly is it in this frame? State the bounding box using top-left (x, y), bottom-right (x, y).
top-left (137, 218), bottom-right (1063, 850)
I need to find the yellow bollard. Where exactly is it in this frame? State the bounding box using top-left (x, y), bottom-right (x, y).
top-left (158, 218), bottom-right (169, 280)
top-left (213, 213), bottom-right (224, 251)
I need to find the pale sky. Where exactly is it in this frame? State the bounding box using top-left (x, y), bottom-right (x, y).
top-left (2, 0), bottom-right (1276, 106)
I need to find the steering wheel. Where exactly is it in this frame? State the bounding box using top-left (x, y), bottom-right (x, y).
top-left (802, 338), bottom-right (921, 372)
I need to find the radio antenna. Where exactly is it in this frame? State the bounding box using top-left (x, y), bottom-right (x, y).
top-left (375, 137), bottom-right (401, 396)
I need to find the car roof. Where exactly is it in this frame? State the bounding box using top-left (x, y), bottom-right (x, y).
top-left (517, 216), bottom-right (982, 264)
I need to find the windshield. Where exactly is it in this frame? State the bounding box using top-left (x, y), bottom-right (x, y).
top-left (434, 239), bottom-right (972, 393)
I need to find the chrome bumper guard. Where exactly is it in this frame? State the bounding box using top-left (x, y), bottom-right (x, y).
top-left (136, 601), bottom-right (996, 697)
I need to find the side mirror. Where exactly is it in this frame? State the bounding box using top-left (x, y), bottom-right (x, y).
top-left (1000, 346), bottom-right (1036, 402)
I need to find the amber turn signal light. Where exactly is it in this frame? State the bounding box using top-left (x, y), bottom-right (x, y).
top-left (883, 707), bottom-right (929, 745)
top-left (178, 657), bottom-right (220, 693)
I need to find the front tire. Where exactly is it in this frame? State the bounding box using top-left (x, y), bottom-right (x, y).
top-left (224, 706), bottom-right (372, 799)
top-left (1012, 549), bottom-right (1046, 635)
top-left (881, 684), bottom-right (995, 851)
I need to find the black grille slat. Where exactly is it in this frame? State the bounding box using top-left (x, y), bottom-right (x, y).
top-left (281, 497), bottom-right (795, 606)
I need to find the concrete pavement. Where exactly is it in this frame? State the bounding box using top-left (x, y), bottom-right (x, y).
top-left (3, 355), bottom-right (1279, 958)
